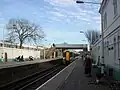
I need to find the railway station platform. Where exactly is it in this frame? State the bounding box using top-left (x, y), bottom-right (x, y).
top-left (0, 58), bottom-right (62, 87)
top-left (0, 58), bottom-right (62, 69)
top-left (38, 58), bottom-right (113, 90)
top-left (58, 59), bottom-right (110, 90)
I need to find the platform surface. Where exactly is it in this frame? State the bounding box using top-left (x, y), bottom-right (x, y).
top-left (0, 58), bottom-right (61, 69)
top-left (59, 59), bottom-right (111, 90)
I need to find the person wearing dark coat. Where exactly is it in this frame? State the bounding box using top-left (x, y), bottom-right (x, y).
top-left (84, 55), bottom-right (92, 77)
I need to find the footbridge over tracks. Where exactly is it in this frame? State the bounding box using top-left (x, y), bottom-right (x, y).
top-left (54, 43), bottom-right (88, 51)
top-left (45, 43), bottom-right (88, 59)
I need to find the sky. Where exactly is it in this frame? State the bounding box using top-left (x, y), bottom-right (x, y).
top-left (0, 0), bottom-right (101, 46)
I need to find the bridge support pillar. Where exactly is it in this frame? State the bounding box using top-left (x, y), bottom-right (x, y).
top-left (54, 52), bottom-right (56, 58)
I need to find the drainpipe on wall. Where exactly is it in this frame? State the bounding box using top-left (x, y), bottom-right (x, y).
top-left (2, 26), bottom-right (5, 62)
top-left (101, 12), bottom-right (104, 64)
top-left (101, 17), bottom-right (104, 64)
top-left (101, 33), bottom-right (104, 64)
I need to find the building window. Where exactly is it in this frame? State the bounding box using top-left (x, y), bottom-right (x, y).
top-left (107, 41), bottom-right (109, 47)
top-left (106, 41), bottom-right (109, 56)
top-left (102, 14), bottom-right (104, 31)
top-left (114, 37), bottom-right (117, 61)
top-left (113, 0), bottom-right (118, 16)
top-left (98, 46), bottom-right (100, 51)
top-left (104, 12), bottom-right (107, 29)
top-left (118, 35), bottom-right (120, 58)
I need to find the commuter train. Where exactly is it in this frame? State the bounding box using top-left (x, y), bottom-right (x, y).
top-left (62, 50), bottom-right (76, 65)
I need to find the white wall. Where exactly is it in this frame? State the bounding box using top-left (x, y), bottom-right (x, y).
top-left (103, 26), bottom-right (120, 68)
top-left (100, 0), bottom-right (120, 69)
top-left (102, 0), bottom-right (120, 35)
top-left (0, 47), bottom-right (41, 59)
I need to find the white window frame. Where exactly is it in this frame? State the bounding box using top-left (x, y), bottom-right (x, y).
top-left (114, 36), bottom-right (119, 64)
top-left (104, 12), bottom-right (107, 29)
top-left (107, 41), bottom-right (109, 56)
top-left (113, 0), bottom-right (118, 17)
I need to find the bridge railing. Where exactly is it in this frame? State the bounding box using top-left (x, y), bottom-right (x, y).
top-left (54, 44), bottom-right (88, 49)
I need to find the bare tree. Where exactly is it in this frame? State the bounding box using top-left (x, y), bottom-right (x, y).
top-left (85, 30), bottom-right (101, 44)
top-left (6, 18), bottom-right (45, 49)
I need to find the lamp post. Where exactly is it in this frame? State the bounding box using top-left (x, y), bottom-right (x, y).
top-left (82, 40), bottom-right (86, 42)
top-left (43, 39), bottom-right (47, 59)
top-left (80, 30), bottom-right (92, 43)
top-left (82, 39), bottom-right (90, 51)
top-left (76, 1), bottom-right (104, 64)
top-left (76, 0), bottom-right (101, 4)
top-left (2, 25), bottom-right (5, 62)
top-left (80, 31), bottom-right (90, 51)
top-left (82, 40), bottom-right (87, 45)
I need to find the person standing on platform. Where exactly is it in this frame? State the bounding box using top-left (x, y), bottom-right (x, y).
top-left (84, 54), bottom-right (92, 77)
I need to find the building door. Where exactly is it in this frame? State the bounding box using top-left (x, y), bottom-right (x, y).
top-left (5, 52), bottom-right (7, 62)
top-left (118, 34), bottom-right (120, 65)
top-left (114, 36), bottom-right (119, 64)
top-left (114, 37), bottom-right (117, 63)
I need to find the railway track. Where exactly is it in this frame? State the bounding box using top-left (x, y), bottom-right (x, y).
top-left (0, 64), bottom-right (65, 90)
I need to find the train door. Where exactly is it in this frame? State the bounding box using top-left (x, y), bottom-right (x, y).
top-left (66, 51), bottom-right (70, 65)
top-left (66, 51), bottom-right (70, 61)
